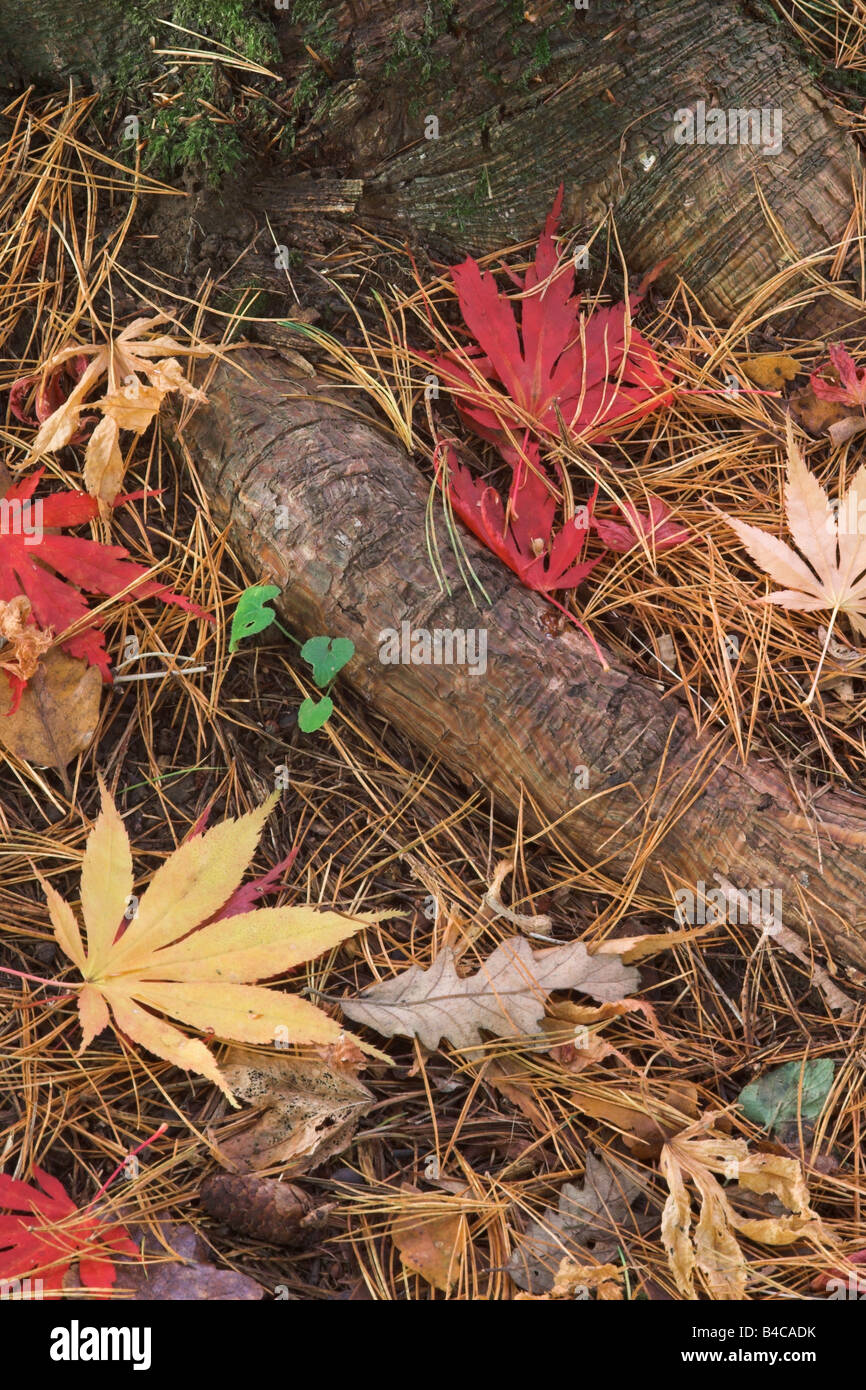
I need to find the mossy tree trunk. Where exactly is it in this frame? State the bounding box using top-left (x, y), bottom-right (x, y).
top-left (1, 0), bottom-right (858, 320)
top-left (0, 0), bottom-right (164, 90)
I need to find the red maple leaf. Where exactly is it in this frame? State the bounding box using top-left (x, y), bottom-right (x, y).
top-left (431, 186), bottom-right (672, 462)
top-left (0, 469), bottom-right (210, 699)
top-left (439, 442), bottom-right (598, 593)
top-left (9, 356), bottom-right (94, 444)
top-left (811, 1248), bottom-right (866, 1294)
top-left (594, 496), bottom-right (689, 554)
top-left (810, 344), bottom-right (866, 409)
top-left (0, 1166), bottom-right (136, 1297)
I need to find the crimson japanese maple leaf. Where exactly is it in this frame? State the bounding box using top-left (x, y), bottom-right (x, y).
top-left (440, 442), bottom-right (598, 593)
top-left (9, 355), bottom-right (93, 444)
top-left (0, 468), bottom-right (209, 695)
top-left (0, 1166), bottom-right (136, 1296)
top-left (594, 496), bottom-right (689, 554)
top-left (431, 186), bottom-right (672, 462)
top-left (810, 344), bottom-right (866, 409)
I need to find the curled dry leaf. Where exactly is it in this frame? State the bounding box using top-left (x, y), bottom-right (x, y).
top-left (0, 646), bottom-right (101, 770)
top-left (660, 1115), bottom-right (825, 1300)
top-left (215, 1046), bottom-right (373, 1174)
top-left (514, 1259), bottom-right (623, 1300)
top-left (592, 922), bottom-right (717, 963)
top-left (341, 936), bottom-right (639, 1049)
top-left (553, 1259), bottom-right (623, 1300)
top-left (0, 595), bottom-right (53, 704)
top-left (46, 782), bottom-right (381, 1103)
top-left (23, 316), bottom-right (209, 504)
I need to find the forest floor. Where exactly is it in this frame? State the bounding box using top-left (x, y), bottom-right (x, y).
top-left (0, 79), bottom-right (865, 1304)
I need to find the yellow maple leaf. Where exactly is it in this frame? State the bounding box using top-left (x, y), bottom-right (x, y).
top-left (31, 315), bottom-right (210, 505)
top-left (45, 779), bottom-right (377, 1103)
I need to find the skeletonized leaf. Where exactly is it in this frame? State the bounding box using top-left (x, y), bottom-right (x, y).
top-left (216, 1048), bottom-right (373, 1174)
top-left (341, 936), bottom-right (638, 1049)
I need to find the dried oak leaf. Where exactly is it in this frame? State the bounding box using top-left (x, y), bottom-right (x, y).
top-left (46, 781), bottom-right (381, 1103)
top-left (215, 1046), bottom-right (373, 1174)
top-left (0, 1166), bottom-right (135, 1297)
top-left (660, 1114), bottom-right (825, 1300)
top-left (341, 936), bottom-right (638, 1049)
top-left (508, 1152), bottom-right (645, 1294)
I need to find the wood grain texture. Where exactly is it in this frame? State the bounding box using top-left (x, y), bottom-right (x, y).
top-left (5, 0), bottom-right (856, 322)
top-left (267, 0), bottom-right (857, 322)
top-left (178, 350), bottom-right (866, 974)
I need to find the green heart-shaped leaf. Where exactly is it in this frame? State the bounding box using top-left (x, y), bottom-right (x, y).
top-left (300, 692), bottom-right (337, 733)
top-left (229, 585), bottom-right (281, 652)
top-left (297, 694), bottom-right (334, 733)
top-left (300, 635), bottom-right (355, 687)
top-left (737, 1058), bottom-right (835, 1133)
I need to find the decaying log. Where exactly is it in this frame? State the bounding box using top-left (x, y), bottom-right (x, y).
top-left (178, 350), bottom-right (866, 977)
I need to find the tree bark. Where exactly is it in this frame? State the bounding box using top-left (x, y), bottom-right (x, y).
top-left (262, 0), bottom-right (858, 323)
top-left (0, 0), bottom-right (158, 90)
top-left (178, 349), bottom-right (866, 977)
top-left (2, 0), bottom-right (858, 323)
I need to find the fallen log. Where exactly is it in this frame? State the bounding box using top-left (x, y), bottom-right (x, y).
top-left (179, 349), bottom-right (866, 976)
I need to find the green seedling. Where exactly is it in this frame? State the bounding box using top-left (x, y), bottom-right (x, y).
top-left (297, 694), bottom-right (335, 732)
top-left (229, 584), bottom-right (280, 651)
top-left (300, 635), bottom-right (355, 687)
